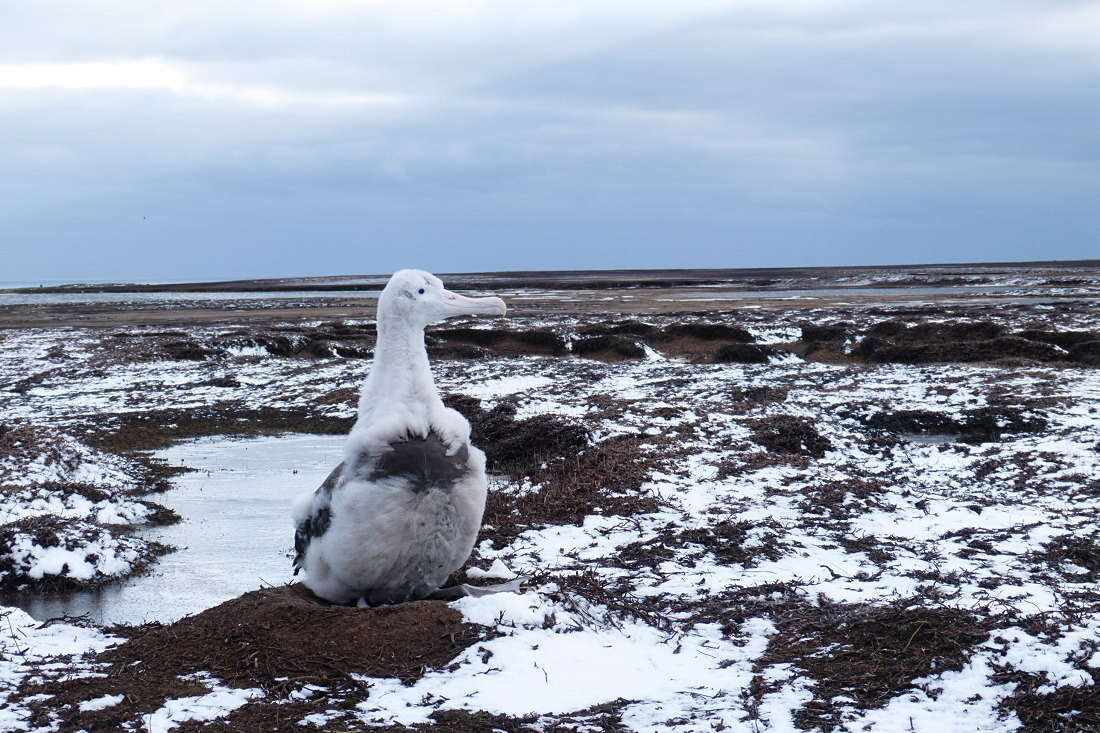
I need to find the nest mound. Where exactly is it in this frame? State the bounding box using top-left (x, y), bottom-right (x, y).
top-left (23, 584), bottom-right (488, 733)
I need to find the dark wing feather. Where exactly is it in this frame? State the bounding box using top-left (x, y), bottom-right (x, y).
top-left (352, 432), bottom-right (469, 494)
top-left (292, 462), bottom-right (344, 574)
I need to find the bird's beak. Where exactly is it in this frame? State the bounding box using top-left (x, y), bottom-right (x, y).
top-left (440, 290), bottom-right (507, 317)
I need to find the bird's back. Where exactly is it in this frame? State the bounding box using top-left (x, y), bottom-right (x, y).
top-left (293, 428), bottom-right (487, 604)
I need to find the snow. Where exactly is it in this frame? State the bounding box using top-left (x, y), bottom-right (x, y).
top-left (142, 684), bottom-right (262, 732)
top-left (78, 694), bottom-right (123, 711)
top-left (460, 374), bottom-right (555, 399)
top-left (845, 656), bottom-right (1020, 733)
top-left (358, 594), bottom-right (773, 728)
top-left (0, 518), bottom-right (155, 588)
top-left (0, 608), bottom-right (119, 731)
top-left (464, 559), bottom-right (516, 580)
top-left (1, 296), bottom-right (1099, 730)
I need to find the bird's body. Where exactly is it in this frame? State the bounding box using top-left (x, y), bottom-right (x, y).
top-left (292, 270), bottom-right (505, 605)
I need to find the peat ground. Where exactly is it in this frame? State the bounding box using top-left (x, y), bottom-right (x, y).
top-left (1, 268), bottom-right (1099, 731)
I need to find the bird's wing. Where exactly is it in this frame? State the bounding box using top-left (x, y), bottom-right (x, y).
top-left (292, 461), bottom-right (344, 574)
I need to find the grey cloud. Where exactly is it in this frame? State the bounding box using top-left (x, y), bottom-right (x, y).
top-left (2, 1), bottom-right (1098, 280)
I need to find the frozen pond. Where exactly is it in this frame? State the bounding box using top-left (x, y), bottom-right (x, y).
top-left (8, 434), bottom-right (343, 626)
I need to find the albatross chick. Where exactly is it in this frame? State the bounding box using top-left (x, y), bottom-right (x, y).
top-left (292, 269), bottom-right (517, 605)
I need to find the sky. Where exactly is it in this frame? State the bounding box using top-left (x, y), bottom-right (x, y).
top-left (2, 1), bottom-right (1098, 281)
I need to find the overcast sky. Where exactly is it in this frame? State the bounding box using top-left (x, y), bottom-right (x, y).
top-left (2, 1), bottom-right (1098, 281)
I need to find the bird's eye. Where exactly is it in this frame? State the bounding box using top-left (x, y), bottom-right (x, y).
top-left (418, 288), bottom-right (425, 295)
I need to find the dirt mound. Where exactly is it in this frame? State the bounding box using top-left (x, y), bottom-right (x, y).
top-left (442, 395), bottom-right (590, 477)
top-left (482, 434), bottom-right (665, 547)
top-left (0, 481), bottom-right (178, 528)
top-left (758, 599), bottom-right (997, 731)
top-left (856, 320), bottom-right (1093, 366)
top-left (1014, 329), bottom-right (1100, 350)
top-left (571, 335), bottom-right (646, 361)
top-left (642, 322), bottom-right (755, 360)
top-left (869, 319), bottom-right (1005, 343)
top-left (91, 406), bottom-right (355, 453)
top-left (656, 323), bottom-right (754, 342)
top-left (750, 415), bottom-right (833, 457)
top-left (23, 584), bottom-right (489, 732)
top-left (797, 478), bottom-right (892, 522)
top-left (864, 407), bottom-right (1047, 443)
top-left (1069, 340), bottom-right (1100, 366)
top-left (429, 328), bottom-right (567, 356)
top-left (0, 425), bottom-right (153, 490)
top-left (726, 385), bottom-right (789, 413)
top-left (215, 322), bottom-right (376, 359)
top-left (160, 339), bottom-right (225, 361)
top-left (427, 341), bottom-right (492, 359)
top-left (144, 322), bottom-right (379, 362)
top-left (800, 322), bottom-right (853, 343)
top-left (713, 343), bottom-right (776, 364)
top-left (859, 335), bottom-right (1066, 365)
top-left (577, 319), bottom-right (657, 337)
top-left (0, 515), bottom-right (169, 591)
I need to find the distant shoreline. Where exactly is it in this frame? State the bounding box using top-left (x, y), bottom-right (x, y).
top-left (5, 259), bottom-right (1099, 295)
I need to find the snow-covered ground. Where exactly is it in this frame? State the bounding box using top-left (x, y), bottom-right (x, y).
top-left (0, 297), bottom-right (1098, 731)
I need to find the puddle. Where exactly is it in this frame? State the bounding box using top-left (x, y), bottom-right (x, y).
top-left (897, 433), bottom-right (960, 445)
top-left (6, 434), bottom-right (343, 626)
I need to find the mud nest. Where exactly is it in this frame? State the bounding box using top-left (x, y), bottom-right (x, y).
top-left (22, 584), bottom-right (489, 733)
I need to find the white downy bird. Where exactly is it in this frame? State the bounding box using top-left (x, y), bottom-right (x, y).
top-left (292, 269), bottom-right (518, 605)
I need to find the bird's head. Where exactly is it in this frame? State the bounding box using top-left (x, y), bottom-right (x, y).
top-left (377, 269), bottom-right (507, 328)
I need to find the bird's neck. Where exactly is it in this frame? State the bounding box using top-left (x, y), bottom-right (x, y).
top-left (356, 316), bottom-right (442, 432)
